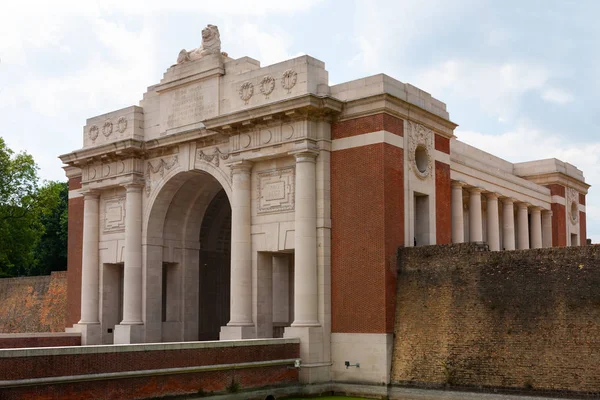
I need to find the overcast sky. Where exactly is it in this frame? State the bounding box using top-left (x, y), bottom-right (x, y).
top-left (1, 0), bottom-right (599, 240)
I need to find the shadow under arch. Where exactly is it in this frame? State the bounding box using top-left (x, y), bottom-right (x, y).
top-left (142, 167), bottom-right (232, 343)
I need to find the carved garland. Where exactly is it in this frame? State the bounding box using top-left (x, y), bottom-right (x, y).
top-left (567, 187), bottom-right (579, 225)
top-left (196, 147), bottom-right (230, 167)
top-left (145, 155), bottom-right (179, 196)
top-left (407, 121), bottom-right (434, 180)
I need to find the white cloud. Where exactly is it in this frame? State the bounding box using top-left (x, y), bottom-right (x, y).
top-left (541, 87), bottom-right (574, 104)
top-left (413, 60), bottom-right (549, 122)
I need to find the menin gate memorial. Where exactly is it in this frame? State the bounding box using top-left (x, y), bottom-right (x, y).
top-left (60, 24), bottom-right (589, 384)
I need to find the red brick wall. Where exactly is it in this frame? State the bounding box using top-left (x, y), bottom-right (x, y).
top-left (67, 176), bottom-right (83, 327)
top-left (579, 193), bottom-right (586, 206)
top-left (547, 184), bottom-right (566, 198)
top-left (434, 134), bottom-right (450, 154)
top-left (0, 341), bottom-right (299, 400)
top-left (332, 113), bottom-right (404, 139)
top-left (580, 211), bottom-right (587, 244)
top-left (435, 161), bottom-right (452, 245)
top-left (0, 334), bottom-right (80, 349)
top-left (551, 203), bottom-right (567, 247)
top-left (331, 113), bottom-right (404, 334)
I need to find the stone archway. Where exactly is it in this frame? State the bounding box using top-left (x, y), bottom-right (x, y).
top-left (143, 169), bottom-right (231, 342)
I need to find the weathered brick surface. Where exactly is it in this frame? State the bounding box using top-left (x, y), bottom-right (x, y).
top-left (435, 161), bottom-right (451, 245)
top-left (434, 134), bottom-right (450, 154)
top-left (392, 243), bottom-right (600, 395)
top-left (332, 113), bottom-right (404, 139)
top-left (551, 203), bottom-right (566, 247)
top-left (0, 335), bottom-right (80, 349)
top-left (0, 272), bottom-right (67, 334)
top-left (0, 342), bottom-right (299, 399)
top-left (580, 193), bottom-right (586, 205)
top-left (546, 184), bottom-right (565, 198)
top-left (331, 114), bottom-right (404, 334)
top-left (67, 176), bottom-right (83, 327)
top-left (1, 364), bottom-right (296, 400)
top-left (580, 211), bottom-right (587, 243)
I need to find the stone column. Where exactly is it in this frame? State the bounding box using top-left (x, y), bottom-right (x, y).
top-left (80, 191), bottom-right (100, 324)
top-left (542, 210), bottom-right (553, 248)
top-left (502, 198), bottom-right (515, 250)
top-left (486, 193), bottom-right (500, 251)
top-left (517, 203), bottom-right (530, 250)
top-left (530, 207), bottom-right (543, 249)
top-left (122, 183), bottom-right (144, 324)
top-left (221, 161), bottom-right (255, 340)
top-left (292, 151), bottom-right (319, 327)
top-left (451, 181), bottom-right (465, 244)
top-left (469, 188), bottom-right (483, 242)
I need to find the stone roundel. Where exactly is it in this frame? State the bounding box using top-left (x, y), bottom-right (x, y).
top-left (117, 117), bottom-right (127, 133)
top-left (239, 81), bottom-right (254, 103)
top-left (103, 120), bottom-right (113, 137)
top-left (259, 75), bottom-right (275, 97)
top-left (88, 125), bottom-right (99, 141)
top-left (281, 69), bottom-right (297, 92)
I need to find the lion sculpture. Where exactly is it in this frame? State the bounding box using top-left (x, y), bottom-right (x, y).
top-left (177, 24), bottom-right (225, 64)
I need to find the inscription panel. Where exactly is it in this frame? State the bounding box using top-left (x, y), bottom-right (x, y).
top-left (160, 82), bottom-right (218, 131)
top-left (103, 196), bottom-right (126, 233)
top-left (258, 167), bottom-right (295, 214)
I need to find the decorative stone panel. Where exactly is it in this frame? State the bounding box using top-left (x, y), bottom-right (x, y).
top-left (568, 187), bottom-right (579, 225)
top-left (103, 196), bottom-right (126, 233)
top-left (257, 167), bottom-right (295, 214)
top-left (407, 121), bottom-right (434, 180)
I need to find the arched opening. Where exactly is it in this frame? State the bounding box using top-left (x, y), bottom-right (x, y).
top-left (144, 169), bottom-right (232, 343)
top-left (198, 189), bottom-right (231, 340)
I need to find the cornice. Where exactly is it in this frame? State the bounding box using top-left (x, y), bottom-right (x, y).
top-left (520, 172), bottom-right (591, 194)
top-left (336, 93), bottom-right (458, 138)
top-left (59, 139), bottom-right (145, 166)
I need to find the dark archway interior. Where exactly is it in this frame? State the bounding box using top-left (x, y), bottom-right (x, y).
top-left (198, 189), bottom-right (231, 340)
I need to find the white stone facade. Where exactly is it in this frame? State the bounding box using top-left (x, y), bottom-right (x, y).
top-left (60, 25), bottom-right (589, 385)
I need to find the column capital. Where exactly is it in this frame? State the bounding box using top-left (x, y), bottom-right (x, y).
top-left (543, 209), bottom-right (554, 217)
top-left (290, 149), bottom-right (319, 163)
top-left (485, 192), bottom-right (499, 199)
top-left (530, 205), bottom-right (543, 212)
top-left (451, 180), bottom-right (466, 188)
top-left (229, 160), bottom-right (253, 174)
top-left (468, 186), bottom-right (484, 194)
top-left (122, 182), bottom-right (145, 193)
top-left (81, 189), bottom-right (100, 199)
top-left (516, 202), bottom-right (530, 210)
top-left (501, 197), bottom-right (515, 204)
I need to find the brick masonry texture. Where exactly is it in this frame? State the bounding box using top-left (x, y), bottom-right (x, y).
top-left (331, 114), bottom-right (404, 334)
top-left (580, 193), bottom-right (586, 205)
top-left (435, 161), bottom-right (451, 245)
top-left (391, 243), bottom-right (600, 395)
top-left (434, 134), bottom-right (450, 154)
top-left (0, 342), bottom-right (299, 400)
top-left (580, 211), bottom-right (587, 242)
top-left (551, 203), bottom-right (566, 247)
top-left (546, 184), bottom-right (565, 198)
top-left (0, 335), bottom-right (79, 349)
top-left (0, 272), bottom-right (67, 335)
top-left (331, 113), bottom-right (404, 139)
top-left (67, 176), bottom-right (83, 327)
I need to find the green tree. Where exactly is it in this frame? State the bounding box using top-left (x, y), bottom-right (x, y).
top-left (31, 181), bottom-right (68, 276)
top-left (0, 137), bottom-right (41, 277)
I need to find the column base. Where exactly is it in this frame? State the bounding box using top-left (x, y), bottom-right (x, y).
top-left (284, 325), bottom-right (329, 383)
top-left (67, 323), bottom-right (102, 345)
top-left (219, 325), bottom-right (256, 340)
top-left (114, 324), bottom-right (145, 344)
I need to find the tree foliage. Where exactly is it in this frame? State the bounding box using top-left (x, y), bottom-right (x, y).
top-left (0, 138), bottom-right (68, 277)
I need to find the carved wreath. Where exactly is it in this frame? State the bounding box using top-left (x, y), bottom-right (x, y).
top-left (117, 117), bottom-right (127, 133)
top-left (259, 75), bottom-right (275, 97)
top-left (281, 69), bottom-right (297, 92)
top-left (103, 120), bottom-right (113, 137)
top-left (239, 81), bottom-right (254, 104)
top-left (568, 187), bottom-right (579, 225)
top-left (407, 121), bottom-right (433, 180)
top-left (88, 125), bottom-right (99, 141)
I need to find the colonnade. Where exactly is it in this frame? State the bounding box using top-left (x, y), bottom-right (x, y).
top-left (451, 181), bottom-right (553, 250)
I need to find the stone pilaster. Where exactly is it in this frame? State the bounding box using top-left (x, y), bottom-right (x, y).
top-left (530, 207), bottom-right (543, 249)
top-left (114, 183), bottom-right (145, 344)
top-left (542, 210), bottom-right (553, 248)
top-left (451, 181), bottom-right (464, 244)
top-left (469, 188), bottom-right (483, 242)
top-left (486, 193), bottom-right (500, 251)
top-left (502, 198), bottom-right (516, 250)
top-left (517, 203), bottom-right (530, 250)
top-left (220, 161), bottom-right (255, 340)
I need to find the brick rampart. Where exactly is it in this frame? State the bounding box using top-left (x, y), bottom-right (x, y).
top-left (391, 243), bottom-right (600, 395)
top-left (0, 332), bottom-right (80, 348)
top-left (0, 271), bottom-right (67, 334)
top-left (0, 338), bottom-right (299, 399)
